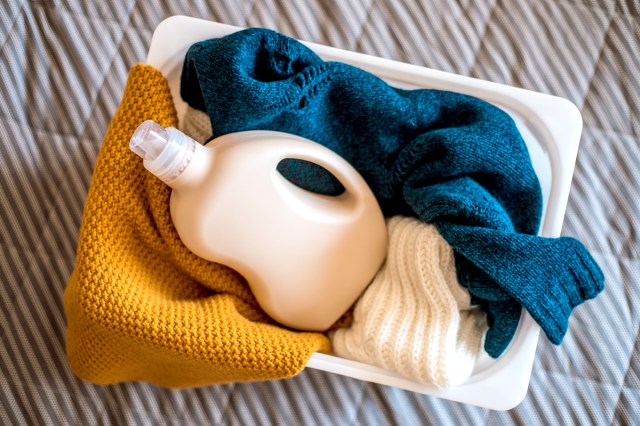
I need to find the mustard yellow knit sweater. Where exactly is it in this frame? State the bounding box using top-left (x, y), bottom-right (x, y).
top-left (63, 64), bottom-right (330, 387)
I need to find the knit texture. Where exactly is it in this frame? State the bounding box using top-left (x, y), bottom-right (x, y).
top-left (182, 105), bottom-right (213, 143)
top-left (180, 29), bottom-right (605, 357)
top-left (63, 64), bottom-right (330, 388)
top-left (331, 217), bottom-right (487, 388)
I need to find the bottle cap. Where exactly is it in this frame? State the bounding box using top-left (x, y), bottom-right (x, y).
top-left (130, 120), bottom-right (169, 161)
top-left (130, 120), bottom-right (196, 184)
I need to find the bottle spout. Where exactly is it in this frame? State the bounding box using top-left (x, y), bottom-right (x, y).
top-left (130, 120), bottom-right (170, 162)
top-left (129, 120), bottom-right (197, 185)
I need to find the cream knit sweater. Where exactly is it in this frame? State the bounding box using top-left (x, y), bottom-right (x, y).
top-left (182, 107), bottom-right (487, 388)
top-left (331, 216), bottom-right (487, 388)
top-left (181, 106), bottom-right (212, 143)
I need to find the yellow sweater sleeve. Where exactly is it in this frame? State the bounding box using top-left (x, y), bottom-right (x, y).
top-left (63, 64), bottom-right (330, 388)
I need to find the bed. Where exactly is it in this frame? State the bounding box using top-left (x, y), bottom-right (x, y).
top-left (1, 1), bottom-right (638, 424)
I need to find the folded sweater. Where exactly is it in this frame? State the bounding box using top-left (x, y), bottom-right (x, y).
top-left (179, 28), bottom-right (605, 357)
top-left (331, 216), bottom-right (487, 388)
top-left (64, 64), bottom-right (330, 387)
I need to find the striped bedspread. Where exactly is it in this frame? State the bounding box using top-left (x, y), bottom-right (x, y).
top-left (1, 1), bottom-right (638, 424)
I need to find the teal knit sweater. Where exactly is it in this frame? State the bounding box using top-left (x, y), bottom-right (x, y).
top-left (179, 28), bottom-right (605, 357)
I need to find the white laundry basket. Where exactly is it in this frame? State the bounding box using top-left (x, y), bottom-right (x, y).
top-left (146, 16), bottom-right (583, 411)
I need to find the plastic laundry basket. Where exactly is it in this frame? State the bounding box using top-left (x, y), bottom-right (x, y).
top-left (146, 16), bottom-right (583, 410)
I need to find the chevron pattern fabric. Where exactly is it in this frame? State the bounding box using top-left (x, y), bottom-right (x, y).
top-left (1, 1), bottom-right (638, 423)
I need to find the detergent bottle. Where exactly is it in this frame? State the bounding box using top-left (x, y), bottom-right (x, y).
top-left (129, 120), bottom-right (388, 331)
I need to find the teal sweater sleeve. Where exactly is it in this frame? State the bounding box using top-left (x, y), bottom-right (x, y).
top-left (179, 28), bottom-right (605, 358)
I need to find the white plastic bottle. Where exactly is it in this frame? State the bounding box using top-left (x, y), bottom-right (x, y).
top-left (130, 120), bottom-right (388, 331)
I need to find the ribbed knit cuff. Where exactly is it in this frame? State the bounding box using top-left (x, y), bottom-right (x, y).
top-left (533, 237), bottom-right (605, 344)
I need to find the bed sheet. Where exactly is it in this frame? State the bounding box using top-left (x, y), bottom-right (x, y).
top-left (1, 0), bottom-right (638, 424)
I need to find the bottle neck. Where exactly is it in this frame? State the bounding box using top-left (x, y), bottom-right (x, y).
top-left (164, 141), bottom-right (211, 190)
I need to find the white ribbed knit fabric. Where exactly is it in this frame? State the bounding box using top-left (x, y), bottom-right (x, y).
top-left (181, 105), bottom-right (212, 143)
top-left (331, 216), bottom-right (487, 388)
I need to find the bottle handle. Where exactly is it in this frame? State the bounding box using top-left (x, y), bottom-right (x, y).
top-left (269, 135), bottom-right (374, 215)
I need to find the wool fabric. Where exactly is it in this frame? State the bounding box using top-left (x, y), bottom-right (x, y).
top-left (179, 28), bottom-right (605, 357)
top-left (63, 64), bottom-right (330, 387)
top-left (182, 105), bottom-right (213, 143)
top-left (331, 216), bottom-right (487, 388)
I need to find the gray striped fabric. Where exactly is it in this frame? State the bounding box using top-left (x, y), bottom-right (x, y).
top-left (1, 0), bottom-right (638, 424)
